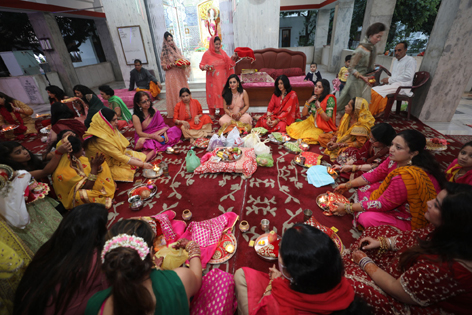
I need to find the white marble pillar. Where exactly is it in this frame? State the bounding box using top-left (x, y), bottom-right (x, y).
top-left (144, 0), bottom-right (167, 82)
top-left (95, 19), bottom-right (124, 82)
top-left (328, 0), bottom-right (354, 73)
top-left (412, 0), bottom-right (472, 122)
top-left (100, 0), bottom-right (159, 89)
top-left (220, 0), bottom-right (235, 55)
top-left (313, 9), bottom-right (330, 64)
top-left (360, 0), bottom-right (397, 54)
top-left (27, 12), bottom-right (80, 96)
top-left (233, 0), bottom-right (280, 50)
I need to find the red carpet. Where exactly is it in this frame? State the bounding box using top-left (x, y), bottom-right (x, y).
top-left (17, 112), bottom-right (462, 274)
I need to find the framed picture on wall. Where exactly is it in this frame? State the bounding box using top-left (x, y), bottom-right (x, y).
top-left (282, 29), bottom-right (291, 47)
top-left (117, 25), bottom-right (148, 65)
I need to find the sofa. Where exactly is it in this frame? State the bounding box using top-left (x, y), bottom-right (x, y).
top-left (235, 48), bottom-right (314, 107)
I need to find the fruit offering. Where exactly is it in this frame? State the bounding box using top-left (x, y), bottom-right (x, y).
top-left (132, 186), bottom-right (151, 199)
top-left (267, 231), bottom-right (277, 244)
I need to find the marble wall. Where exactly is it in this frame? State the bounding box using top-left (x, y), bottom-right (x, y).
top-left (313, 9), bottom-right (331, 64)
top-left (233, 0), bottom-right (281, 50)
top-left (328, 0), bottom-right (354, 72)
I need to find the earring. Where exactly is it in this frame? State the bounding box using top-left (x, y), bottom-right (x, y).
top-left (407, 160), bottom-right (412, 165)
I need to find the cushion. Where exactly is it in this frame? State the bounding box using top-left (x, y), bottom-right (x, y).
top-left (194, 147), bottom-right (257, 178)
top-left (259, 68), bottom-right (276, 79)
top-left (283, 67), bottom-right (305, 77)
top-left (241, 72), bottom-right (274, 84)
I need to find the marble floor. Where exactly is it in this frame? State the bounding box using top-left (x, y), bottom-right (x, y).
top-left (30, 66), bottom-right (472, 136)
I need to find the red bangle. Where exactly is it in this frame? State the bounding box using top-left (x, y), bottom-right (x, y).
top-left (55, 151), bottom-right (64, 156)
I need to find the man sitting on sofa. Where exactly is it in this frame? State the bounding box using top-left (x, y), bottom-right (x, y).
top-left (129, 59), bottom-right (162, 99)
top-left (369, 41), bottom-right (417, 116)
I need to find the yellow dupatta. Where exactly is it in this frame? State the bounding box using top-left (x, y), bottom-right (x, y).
top-left (52, 153), bottom-right (115, 210)
top-left (324, 97), bottom-right (375, 161)
top-left (83, 109), bottom-right (130, 154)
top-left (370, 166), bottom-right (437, 230)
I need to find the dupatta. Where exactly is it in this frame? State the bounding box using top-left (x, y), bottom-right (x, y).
top-left (272, 90), bottom-right (301, 124)
top-left (177, 99), bottom-right (199, 121)
top-left (446, 159), bottom-right (472, 185)
top-left (337, 97), bottom-right (375, 143)
top-left (200, 36), bottom-right (235, 73)
top-left (51, 118), bottom-right (86, 139)
top-left (315, 94), bottom-right (337, 133)
top-left (160, 37), bottom-right (191, 79)
top-left (108, 95), bottom-right (132, 122)
top-left (370, 166), bottom-right (437, 230)
top-left (84, 110), bottom-right (130, 154)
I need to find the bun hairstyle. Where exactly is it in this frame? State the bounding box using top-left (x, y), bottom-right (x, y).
top-left (102, 219), bottom-right (155, 315)
top-left (164, 31), bottom-right (173, 40)
top-left (371, 123), bottom-right (396, 146)
top-left (397, 130), bottom-right (445, 186)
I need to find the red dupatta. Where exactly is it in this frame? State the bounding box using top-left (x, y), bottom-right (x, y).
top-left (272, 90), bottom-right (301, 125)
top-left (200, 36), bottom-right (235, 73)
top-left (271, 277), bottom-right (355, 315)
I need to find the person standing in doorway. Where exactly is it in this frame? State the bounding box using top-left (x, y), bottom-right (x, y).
top-left (160, 32), bottom-right (191, 119)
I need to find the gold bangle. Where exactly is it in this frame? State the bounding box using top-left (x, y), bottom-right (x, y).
top-left (88, 173), bottom-right (97, 181)
top-left (346, 181), bottom-right (352, 189)
top-left (352, 165), bottom-right (357, 172)
top-left (316, 108), bottom-right (324, 114)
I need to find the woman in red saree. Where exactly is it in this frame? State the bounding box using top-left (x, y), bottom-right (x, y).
top-left (161, 32), bottom-right (190, 119)
top-left (173, 88), bottom-right (212, 141)
top-left (200, 36), bottom-right (236, 119)
top-left (344, 183), bottom-right (472, 315)
top-left (446, 141), bottom-right (472, 185)
top-left (255, 75), bottom-right (300, 133)
top-left (234, 224), bottom-right (366, 315)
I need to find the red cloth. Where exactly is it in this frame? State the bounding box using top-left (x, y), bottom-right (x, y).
top-left (235, 47), bottom-right (255, 63)
top-left (256, 91), bottom-right (301, 132)
top-left (243, 267), bottom-right (354, 315)
top-left (51, 118), bottom-right (87, 139)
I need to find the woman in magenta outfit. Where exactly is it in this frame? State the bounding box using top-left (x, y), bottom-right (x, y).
top-left (446, 141), bottom-right (472, 185)
top-left (334, 130), bottom-right (444, 231)
top-left (343, 183), bottom-right (472, 315)
top-left (132, 91), bottom-right (181, 159)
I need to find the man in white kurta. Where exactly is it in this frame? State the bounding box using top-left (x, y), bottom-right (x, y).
top-left (369, 42), bottom-right (417, 115)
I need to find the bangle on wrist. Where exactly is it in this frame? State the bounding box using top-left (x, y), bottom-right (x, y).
top-left (55, 151), bottom-right (64, 156)
top-left (346, 181), bottom-right (353, 189)
top-left (358, 256), bottom-right (375, 271)
top-left (88, 173), bottom-right (98, 182)
top-left (352, 165), bottom-right (357, 172)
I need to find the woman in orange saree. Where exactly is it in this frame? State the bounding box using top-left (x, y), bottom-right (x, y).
top-left (173, 88), bottom-right (212, 141)
top-left (255, 75), bottom-right (300, 133)
top-left (199, 36), bottom-right (236, 119)
top-left (161, 32), bottom-right (190, 119)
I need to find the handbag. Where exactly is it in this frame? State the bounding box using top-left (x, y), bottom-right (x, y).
top-left (185, 148), bottom-right (201, 172)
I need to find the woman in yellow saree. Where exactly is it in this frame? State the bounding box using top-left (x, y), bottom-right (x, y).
top-left (52, 135), bottom-right (115, 210)
top-left (83, 108), bottom-right (153, 182)
top-left (321, 97), bottom-right (375, 161)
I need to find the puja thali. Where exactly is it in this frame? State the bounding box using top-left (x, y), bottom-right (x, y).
top-left (426, 138), bottom-right (447, 151)
top-left (268, 132), bottom-right (290, 144)
top-left (1, 125), bottom-right (19, 133)
top-left (142, 167), bottom-right (163, 179)
top-left (284, 142), bottom-right (302, 154)
top-left (216, 147), bottom-right (242, 163)
top-left (209, 232), bottom-right (237, 264)
top-left (254, 233), bottom-right (281, 261)
top-left (194, 137), bottom-right (209, 149)
top-left (128, 184), bottom-right (158, 201)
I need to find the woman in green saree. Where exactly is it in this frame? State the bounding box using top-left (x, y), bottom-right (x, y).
top-left (99, 85), bottom-right (133, 130)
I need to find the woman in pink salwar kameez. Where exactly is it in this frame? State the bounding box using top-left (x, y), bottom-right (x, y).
top-left (200, 36), bottom-right (236, 119)
top-left (161, 32), bottom-right (190, 118)
top-left (219, 74), bottom-right (253, 133)
top-left (132, 91), bottom-right (181, 159)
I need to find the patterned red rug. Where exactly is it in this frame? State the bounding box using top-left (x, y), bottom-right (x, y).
top-left (17, 112), bottom-right (461, 274)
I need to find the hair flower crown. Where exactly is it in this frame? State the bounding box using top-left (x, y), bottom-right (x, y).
top-left (101, 234), bottom-right (150, 263)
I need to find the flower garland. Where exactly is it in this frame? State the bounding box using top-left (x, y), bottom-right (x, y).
top-left (101, 234), bottom-right (150, 263)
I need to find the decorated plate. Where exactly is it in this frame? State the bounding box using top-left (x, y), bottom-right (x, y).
top-left (208, 232), bottom-right (237, 264)
top-left (254, 233), bottom-right (281, 260)
top-left (194, 137), bottom-right (210, 149)
top-left (128, 184), bottom-right (158, 201)
top-left (293, 156), bottom-right (309, 168)
top-left (1, 125), bottom-right (19, 133)
top-left (284, 142), bottom-right (302, 153)
top-left (316, 193), bottom-right (332, 216)
top-left (142, 167), bottom-right (163, 179)
top-left (216, 147), bottom-right (242, 163)
top-left (426, 138), bottom-right (447, 151)
top-left (268, 132), bottom-right (290, 144)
